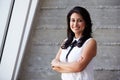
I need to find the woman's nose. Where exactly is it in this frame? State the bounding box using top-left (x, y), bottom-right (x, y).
top-left (74, 21), bottom-right (78, 26)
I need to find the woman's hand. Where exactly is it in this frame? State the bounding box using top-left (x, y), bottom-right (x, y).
top-left (51, 59), bottom-right (60, 67)
top-left (51, 59), bottom-right (61, 71)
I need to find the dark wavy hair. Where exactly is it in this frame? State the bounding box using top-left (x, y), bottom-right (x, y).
top-left (61, 6), bottom-right (92, 49)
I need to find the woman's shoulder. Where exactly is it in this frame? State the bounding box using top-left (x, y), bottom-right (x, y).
top-left (61, 38), bottom-right (68, 44)
top-left (86, 38), bottom-right (96, 42)
top-left (88, 38), bottom-right (96, 43)
top-left (84, 38), bottom-right (97, 46)
top-left (83, 38), bottom-right (97, 57)
top-left (63, 38), bottom-right (68, 41)
top-left (60, 38), bottom-right (67, 48)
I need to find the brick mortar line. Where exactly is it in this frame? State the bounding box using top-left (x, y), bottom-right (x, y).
top-left (95, 5), bottom-right (120, 9)
top-left (40, 6), bottom-right (120, 9)
top-left (35, 26), bottom-right (120, 30)
top-left (94, 26), bottom-right (120, 29)
top-left (35, 27), bottom-right (66, 30)
top-left (32, 42), bottom-right (120, 46)
top-left (32, 42), bottom-right (61, 46)
top-left (40, 6), bottom-right (66, 10)
top-left (98, 42), bottom-right (120, 46)
top-left (94, 68), bottom-right (120, 71)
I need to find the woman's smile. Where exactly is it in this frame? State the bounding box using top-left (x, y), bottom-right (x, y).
top-left (70, 12), bottom-right (86, 37)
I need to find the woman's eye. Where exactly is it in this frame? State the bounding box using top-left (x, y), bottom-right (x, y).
top-left (78, 19), bottom-right (83, 22)
top-left (71, 19), bottom-right (75, 22)
top-left (70, 19), bottom-right (83, 22)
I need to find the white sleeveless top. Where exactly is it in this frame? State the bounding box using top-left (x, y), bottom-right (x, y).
top-left (60, 38), bottom-right (94, 80)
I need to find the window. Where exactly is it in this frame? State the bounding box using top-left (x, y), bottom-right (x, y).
top-left (0, 0), bottom-right (39, 80)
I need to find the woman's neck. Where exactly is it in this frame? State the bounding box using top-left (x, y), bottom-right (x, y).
top-left (75, 34), bottom-right (82, 39)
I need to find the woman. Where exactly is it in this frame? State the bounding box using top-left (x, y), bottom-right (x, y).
top-left (51, 6), bottom-right (97, 80)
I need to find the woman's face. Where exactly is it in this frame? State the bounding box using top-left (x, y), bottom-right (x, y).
top-left (70, 12), bottom-right (86, 36)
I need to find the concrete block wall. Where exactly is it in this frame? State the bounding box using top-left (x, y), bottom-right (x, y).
top-left (18, 0), bottom-right (120, 80)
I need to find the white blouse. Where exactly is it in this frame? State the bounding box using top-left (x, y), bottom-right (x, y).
top-left (60, 38), bottom-right (95, 80)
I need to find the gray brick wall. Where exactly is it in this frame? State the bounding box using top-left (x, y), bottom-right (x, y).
top-left (18, 0), bottom-right (120, 80)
